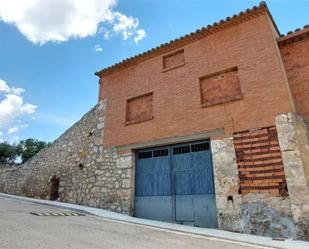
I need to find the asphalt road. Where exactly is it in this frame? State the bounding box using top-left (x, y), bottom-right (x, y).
top-left (0, 197), bottom-right (271, 249)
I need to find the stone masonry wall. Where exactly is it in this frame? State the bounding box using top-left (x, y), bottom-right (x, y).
top-left (211, 136), bottom-right (295, 239)
top-left (0, 101), bottom-right (135, 214)
top-left (211, 138), bottom-right (242, 232)
top-left (276, 113), bottom-right (309, 240)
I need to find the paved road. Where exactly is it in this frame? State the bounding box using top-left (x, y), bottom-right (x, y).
top-left (0, 197), bottom-right (271, 249)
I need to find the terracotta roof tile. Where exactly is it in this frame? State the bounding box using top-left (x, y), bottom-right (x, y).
top-left (278, 25), bottom-right (309, 45)
top-left (95, 1), bottom-right (275, 77)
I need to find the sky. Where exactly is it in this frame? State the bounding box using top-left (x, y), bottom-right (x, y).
top-left (0, 0), bottom-right (308, 144)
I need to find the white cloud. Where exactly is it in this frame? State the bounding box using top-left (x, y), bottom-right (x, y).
top-left (7, 126), bottom-right (19, 134)
top-left (0, 79), bottom-right (10, 92)
top-left (112, 12), bottom-right (138, 40)
top-left (0, 0), bottom-right (145, 45)
top-left (94, 44), bottom-right (103, 52)
top-left (0, 79), bottom-right (25, 95)
top-left (7, 124), bottom-right (28, 134)
top-left (134, 29), bottom-right (146, 43)
top-left (0, 94), bottom-right (36, 126)
top-left (0, 79), bottom-right (36, 139)
top-left (11, 87), bottom-right (25, 95)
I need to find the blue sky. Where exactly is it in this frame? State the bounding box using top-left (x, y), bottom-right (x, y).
top-left (0, 0), bottom-right (308, 143)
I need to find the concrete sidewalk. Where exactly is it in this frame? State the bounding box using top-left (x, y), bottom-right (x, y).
top-left (0, 192), bottom-right (308, 249)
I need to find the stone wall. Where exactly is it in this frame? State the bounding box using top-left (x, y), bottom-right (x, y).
top-left (0, 101), bottom-right (134, 214)
top-left (1, 105), bottom-right (309, 240)
top-left (276, 113), bottom-right (309, 239)
top-left (211, 136), bottom-right (296, 239)
top-left (211, 115), bottom-right (309, 240)
top-left (211, 138), bottom-right (242, 232)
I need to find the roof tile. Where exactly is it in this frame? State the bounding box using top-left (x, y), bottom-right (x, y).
top-left (95, 1), bottom-right (273, 77)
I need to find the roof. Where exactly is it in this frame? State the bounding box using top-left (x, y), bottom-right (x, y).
top-left (95, 1), bottom-right (277, 78)
top-left (277, 25), bottom-right (309, 46)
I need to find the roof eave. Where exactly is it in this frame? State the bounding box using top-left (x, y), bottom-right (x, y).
top-left (95, 1), bottom-right (274, 78)
top-left (278, 26), bottom-right (309, 46)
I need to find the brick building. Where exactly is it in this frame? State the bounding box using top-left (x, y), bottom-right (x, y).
top-left (1, 1), bottom-right (309, 240)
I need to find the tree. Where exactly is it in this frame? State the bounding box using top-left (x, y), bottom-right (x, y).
top-left (0, 142), bottom-right (19, 164)
top-left (17, 138), bottom-right (50, 163)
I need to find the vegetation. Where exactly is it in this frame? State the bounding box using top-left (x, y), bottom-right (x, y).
top-left (17, 138), bottom-right (50, 163)
top-left (0, 142), bottom-right (19, 164)
top-left (0, 138), bottom-right (50, 164)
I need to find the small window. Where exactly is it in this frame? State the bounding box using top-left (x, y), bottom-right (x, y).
top-left (191, 143), bottom-right (209, 152)
top-left (199, 67), bottom-right (242, 107)
top-left (126, 92), bottom-right (153, 125)
top-left (153, 149), bottom-right (169, 157)
top-left (138, 151), bottom-right (152, 159)
top-left (173, 145), bottom-right (190, 155)
top-left (162, 49), bottom-right (185, 71)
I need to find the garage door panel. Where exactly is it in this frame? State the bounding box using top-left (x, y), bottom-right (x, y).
top-left (193, 194), bottom-right (218, 228)
top-left (135, 173), bottom-right (172, 196)
top-left (192, 170), bottom-right (215, 194)
top-left (135, 196), bottom-right (173, 222)
top-left (135, 151), bottom-right (171, 196)
top-left (175, 195), bottom-right (194, 222)
top-left (135, 141), bottom-right (218, 228)
top-left (174, 172), bottom-right (193, 195)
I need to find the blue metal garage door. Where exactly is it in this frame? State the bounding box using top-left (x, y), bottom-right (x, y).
top-left (134, 141), bottom-right (218, 228)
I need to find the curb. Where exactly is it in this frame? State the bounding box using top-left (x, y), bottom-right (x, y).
top-left (1, 192), bottom-right (308, 249)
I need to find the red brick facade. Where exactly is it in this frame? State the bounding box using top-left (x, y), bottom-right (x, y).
top-left (91, 3), bottom-right (309, 238)
top-left (234, 127), bottom-right (287, 197)
top-left (98, 10), bottom-right (294, 148)
top-left (125, 92), bottom-right (153, 125)
top-left (95, 4), bottom-right (309, 199)
top-left (199, 67), bottom-right (242, 107)
top-left (162, 49), bottom-right (185, 71)
top-left (92, 3), bottom-right (309, 237)
top-left (279, 29), bottom-right (309, 119)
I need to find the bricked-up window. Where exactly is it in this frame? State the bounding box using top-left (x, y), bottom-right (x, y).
top-left (162, 49), bottom-right (185, 71)
top-left (126, 92), bottom-right (153, 125)
top-left (233, 127), bottom-right (288, 197)
top-left (199, 67), bottom-right (242, 107)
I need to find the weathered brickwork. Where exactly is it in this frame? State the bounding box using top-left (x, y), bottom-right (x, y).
top-left (162, 49), bottom-right (184, 70)
top-left (211, 137), bottom-right (295, 238)
top-left (100, 13), bottom-right (293, 148)
top-left (200, 67), bottom-right (242, 107)
top-left (234, 127), bottom-right (288, 197)
top-left (126, 92), bottom-right (153, 125)
top-left (279, 32), bottom-right (309, 119)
